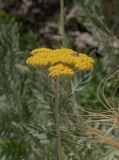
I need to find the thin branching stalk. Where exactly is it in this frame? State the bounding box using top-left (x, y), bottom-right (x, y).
top-left (54, 78), bottom-right (63, 160)
top-left (60, 0), bottom-right (66, 46)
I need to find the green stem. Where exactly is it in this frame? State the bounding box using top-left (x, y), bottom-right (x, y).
top-left (54, 78), bottom-right (63, 160)
top-left (60, 0), bottom-right (66, 46)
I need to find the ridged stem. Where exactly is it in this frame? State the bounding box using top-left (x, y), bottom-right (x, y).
top-left (54, 78), bottom-right (63, 160)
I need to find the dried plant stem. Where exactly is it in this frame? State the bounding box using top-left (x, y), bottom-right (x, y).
top-left (87, 126), bottom-right (119, 150)
top-left (54, 78), bottom-right (63, 160)
top-left (60, 0), bottom-right (66, 46)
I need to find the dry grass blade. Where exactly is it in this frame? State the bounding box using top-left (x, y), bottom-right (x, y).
top-left (86, 125), bottom-right (119, 150)
top-left (97, 66), bottom-right (119, 111)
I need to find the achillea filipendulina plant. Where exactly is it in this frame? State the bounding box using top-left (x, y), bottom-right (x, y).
top-left (26, 48), bottom-right (94, 77)
top-left (26, 48), bottom-right (94, 160)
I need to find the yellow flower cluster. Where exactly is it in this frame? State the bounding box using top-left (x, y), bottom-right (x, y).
top-left (49, 63), bottom-right (74, 77)
top-left (26, 48), bottom-right (94, 77)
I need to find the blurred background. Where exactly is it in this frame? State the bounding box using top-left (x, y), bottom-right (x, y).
top-left (0, 0), bottom-right (119, 159)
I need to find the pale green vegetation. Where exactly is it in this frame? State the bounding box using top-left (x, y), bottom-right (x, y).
top-left (0, 0), bottom-right (119, 159)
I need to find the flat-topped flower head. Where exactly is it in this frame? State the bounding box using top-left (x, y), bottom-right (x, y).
top-left (26, 48), bottom-right (94, 77)
top-left (48, 63), bottom-right (74, 77)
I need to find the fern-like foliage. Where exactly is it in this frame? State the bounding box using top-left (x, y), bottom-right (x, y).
top-left (0, 16), bottom-right (29, 159)
top-left (0, 14), bottom-right (49, 159)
